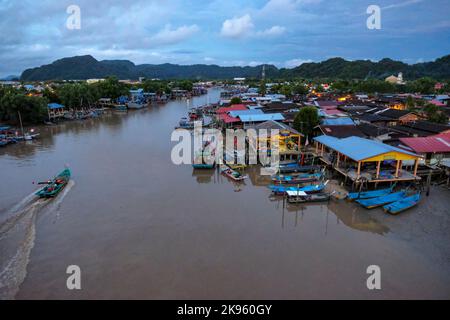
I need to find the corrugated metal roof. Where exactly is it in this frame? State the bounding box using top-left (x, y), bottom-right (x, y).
top-left (229, 109), bottom-right (263, 118)
top-left (399, 133), bottom-right (450, 153)
top-left (216, 104), bottom-right (247, 114)
top-left (248, 120), bottom-right (303, 136)
top-left (218, 113), bottom-right (240, 124)
top-left (238, 113), bottom-right (285, 122)
top-left (48, 103), bottom-right (65, 109)
top-left (321, 118), bottom-right (355, 126)
top-left (313, 135), bottom-right (418, 161)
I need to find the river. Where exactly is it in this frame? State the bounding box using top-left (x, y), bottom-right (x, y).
top-left (1, 88), bottom-right (449, 299)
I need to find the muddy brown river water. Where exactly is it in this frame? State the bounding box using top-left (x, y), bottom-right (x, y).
top-left (1, 88), bottom-right (449, 299)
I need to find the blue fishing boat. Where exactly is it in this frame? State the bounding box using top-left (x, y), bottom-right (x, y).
top-left (35, 168), bottom-right (71, 198)
top-left (193, 163), bottom-right (215, 169)
top-left (115, 105), bottom-right (127, 112)
top-left (272, 172), bottom-right (322, 184)
top-left (347, 184), bottom-right (396, 201)
top-left (383, 193), bottom-right (421, 215)
top-left (356, 191), bottom-right (407, 209)
top-left (176, 117), bottom-right (194, 129)
top-left (269, 180), bottom-right (328, 195)
top-left (279, 164), bottom-right (321, 173)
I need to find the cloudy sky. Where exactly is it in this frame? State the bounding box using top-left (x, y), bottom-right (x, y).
top-left (0, 0), bottom-right (449, 77)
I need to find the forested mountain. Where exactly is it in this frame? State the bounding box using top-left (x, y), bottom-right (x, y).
top-left (20, 54), bottom-right (450, 81)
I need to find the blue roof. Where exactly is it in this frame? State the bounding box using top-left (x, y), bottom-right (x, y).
top-left (229, 109), bottom-right (263, 117)
top-left (313, 135), bottom-right (418, 161)
top-left (130, 89), bottom-right (144, 94)
top-left (321, 117), bottom-right (355, 126)
top-left (48, 103), bottom-right (65, 109)
top-left (238, 113), bottom-right (285, 122)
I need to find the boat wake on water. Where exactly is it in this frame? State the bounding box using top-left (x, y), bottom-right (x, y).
top-left (0, 180), bottom-right (75, 300)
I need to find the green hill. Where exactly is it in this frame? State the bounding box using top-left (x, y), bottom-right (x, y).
top-left (20, 54), bottom-right (450, 81)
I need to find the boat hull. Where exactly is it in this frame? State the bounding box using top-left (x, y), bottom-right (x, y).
top-left (347, 187), bottom-right (393, 201)
top-left (35, 169), bottom-right (71, 198)
top-left (356, 191), bottom-right (407, 209)
top-left (287, 193), bottom-right (330, 203)
top-left (383, 193), bottom-right (421, 215)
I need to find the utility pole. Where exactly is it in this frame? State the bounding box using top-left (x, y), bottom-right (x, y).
top-left (17, 110), bottom-right (24, 139)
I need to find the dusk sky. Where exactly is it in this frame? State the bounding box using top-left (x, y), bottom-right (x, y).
top-left (0, 0), bottom-right (449, 77)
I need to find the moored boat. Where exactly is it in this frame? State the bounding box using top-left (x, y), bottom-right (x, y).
top-left (272, 172), bottom-right (322, 184)
top-left (356, 191), bottom-right (407, 209)
top-left (193, 162), bottom-right (215, 169)
top-left (269, 180), bottom-right (329, 195)
top-left (220, 165), bottom-right (247, 181)
top-left (347, 184), bottom-right (395, 201)
top-left (279, 164), bottom-right (321, 173)
top-left (286, 191), bottom-right (331, 203)
top-left (383, 193), bottom-right (421, 215)
top-left (35, 168), bottom-right (71, 198)
top-left (126, 101), bottom-right (146, 109)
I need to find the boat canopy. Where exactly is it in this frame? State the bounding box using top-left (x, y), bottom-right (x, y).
top-left (286, 191), bottom-right (308, 196)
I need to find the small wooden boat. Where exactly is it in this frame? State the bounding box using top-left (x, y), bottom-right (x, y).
top-left (193, 163), bottom-right (215, 169)
top-left (347, 184), bottom-right (396, 201)
top-left (272, 172), bottom-right (322, 184)
top-left (383, 193), bottom-right (421, 215)
top-left (356, 191), bottom-right (406, 209)
top-left (35, 168), bottom-right (71, 198)
top-left (269, 180), bottom-right (329, 195)
top-left (286, 191), bottom-right (331, 203)
top-left (220, 165), bottom-right (247, 181)
top-left (176, 117), bottom-right (194, 129)
top-left (114, 105), bottom-right (127, 112)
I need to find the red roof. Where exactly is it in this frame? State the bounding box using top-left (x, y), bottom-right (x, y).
top-left (399, 133), bottom-right (450, 153)
top-left (430, 99), bottom-right (445, 107)
top-left (218, 113), bottom-right (240, 123)
top-left (216, 104), bottom-right (247, 114)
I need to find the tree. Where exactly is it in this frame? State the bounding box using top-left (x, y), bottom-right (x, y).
top-left (279, 85), bottom-right (292, 98)
top-left (95, 76), bottom-right (129, 99)
top-left (259, 81), bottom-right (266, 96)
top-left (0, 90), bottom-right (48, 124)
top-left (57, 83), bottom-right (99, 109)
top-left (406, 95), bottom-right (416, 111)
top-left (230, 97), bottom-right (242, 105)
top-left (293, 106), bottom-right (320, 138)
top-left (292, 83), bottom-right (309, 95)
top-left (424, 103), bottom-right (448, 124)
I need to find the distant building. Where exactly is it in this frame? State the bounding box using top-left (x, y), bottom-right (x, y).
top-left (86, 79), bottom-right (105, 84)
top-left (385, 72), bottom-right (405, 85)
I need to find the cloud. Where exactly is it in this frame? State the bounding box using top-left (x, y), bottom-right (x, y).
top-left (220, 14), bottom-right (254, 38)
top-left (256, 26), bottom-right (286, 37)
top-left (149, 24), bottom-right (200, 46)
top-left (284, 58), bottom-right (313, 68)
top-left (382, 0), bottom-right (423, 10)
top-left (221, 14), bottom-right (285, 39)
